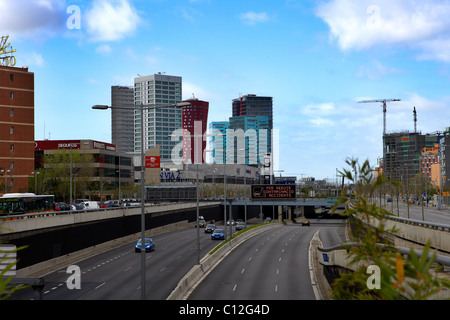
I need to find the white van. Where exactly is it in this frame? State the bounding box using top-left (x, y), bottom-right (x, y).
top-left (81, 201), bottom-right (99, 210)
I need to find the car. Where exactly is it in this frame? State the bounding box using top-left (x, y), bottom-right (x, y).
top-left (302, 220), bottom-right (310, 226)
top-left (211, 229), bottom-right (225, 240)
top-left (135, 238), bottom-right (155, 252)
top-left (235, 221), bottom-right (246, 231)
top-left (204, 224), bottom-right (216, 233)
top-left (195, 219), bottom-right (207, 228)
top-left (264, 217), bottom-right (272, 223)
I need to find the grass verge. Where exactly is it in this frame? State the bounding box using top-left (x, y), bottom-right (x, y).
top-left (208, 221), bottom-right (279, 255)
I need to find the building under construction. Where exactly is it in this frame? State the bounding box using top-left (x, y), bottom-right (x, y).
top-left (383, 131), bottom-right (440, 183)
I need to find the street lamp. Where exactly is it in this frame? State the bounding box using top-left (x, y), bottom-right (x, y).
top-left (92, 101), bottom-right (190, 299)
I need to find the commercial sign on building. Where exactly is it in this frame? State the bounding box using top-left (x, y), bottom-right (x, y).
top-left (251, 184), bottom-right (296, 200)
top-left (0, 35), bottom-right (16, 67)
top-left (145, 156), bottom-right (160, 168)
top-left (93, 140), bottom-right (116, 151)
top-left (35, 140), bottom-right (81, 150)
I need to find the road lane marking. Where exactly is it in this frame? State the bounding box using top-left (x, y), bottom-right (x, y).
top-left (95, 282), bottom-right (105, 290)
top-left (233, 284), bottom-right (237, 292)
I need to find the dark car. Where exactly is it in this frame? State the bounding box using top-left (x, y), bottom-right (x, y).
top-left (211, 229), bottom-right (225, 240)
top-left (135, 238), bottom-right (155, 252)
top-left (195, 219), bottom-right (207, 228)
top-left (205, 224), bottom-right (216, 233)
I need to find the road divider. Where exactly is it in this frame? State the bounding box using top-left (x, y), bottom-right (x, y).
top-left (167, 222), bottom-right (280, 300)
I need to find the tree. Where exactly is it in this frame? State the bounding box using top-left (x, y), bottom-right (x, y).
top-left (330, 158), bottom-right (450, 299)
top-left (40, 149), bottom-right (94, 202)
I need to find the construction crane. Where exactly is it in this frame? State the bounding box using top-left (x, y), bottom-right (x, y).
top-left (358, 99), bottom-right (401, 136)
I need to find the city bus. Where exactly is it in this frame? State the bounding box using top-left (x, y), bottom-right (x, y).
top-left (0, 193), bottom-right (55, 216)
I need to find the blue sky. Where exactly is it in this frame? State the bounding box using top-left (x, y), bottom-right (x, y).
top-left (2, 0), bottom-right (450, 180)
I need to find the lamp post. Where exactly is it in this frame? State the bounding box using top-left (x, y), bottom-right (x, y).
top-left (92, 101), bottom-right (190, 299)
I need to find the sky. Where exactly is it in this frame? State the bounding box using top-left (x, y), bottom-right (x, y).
top-left (2, 0), bottom-right (450, 181)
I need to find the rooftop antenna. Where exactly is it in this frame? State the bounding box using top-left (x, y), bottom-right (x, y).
top-left (413, 106), bottom-right (417, 133)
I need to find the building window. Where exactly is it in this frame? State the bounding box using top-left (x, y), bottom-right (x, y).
top-left (10, 126), bottom-right (14, 134)
top-left (10, 74), bottom-right (14, 82)
top-left (10, 144), bottom-right (14, 152)
top-left (10, 92), bottom-right (14, 99)
top-left (10, 108), bottom-right (13, 117)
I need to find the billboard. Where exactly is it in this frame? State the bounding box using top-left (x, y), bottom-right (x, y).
top-left (251, 184), bottom-right (296, 200)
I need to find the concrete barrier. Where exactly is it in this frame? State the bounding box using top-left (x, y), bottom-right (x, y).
top-left (0, 202), bottom-right (221, 235)
top-left (166, 222), bottom-right (280, 300)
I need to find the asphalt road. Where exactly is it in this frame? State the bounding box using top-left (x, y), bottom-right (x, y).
top-left (188, 219), bottom-right (346, 300)
top-left (11, 224), bottom-right (225, 300)
top-left (381, 201), bottom-right (450, 225)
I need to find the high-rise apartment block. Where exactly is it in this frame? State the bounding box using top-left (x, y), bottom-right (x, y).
top-left (134, 73), bottom-right (182, 160)
top-left (383, 131), bottom-right (440, 183)
top-left (111, 86), bottom-right (134, 153)
top-left (0, 66), bottom-right (34, 193)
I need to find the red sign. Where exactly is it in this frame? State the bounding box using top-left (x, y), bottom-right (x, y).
top-left (35, 140), bottom-right (81, 150)
top-left (145, 156), bottom-right (160, 168)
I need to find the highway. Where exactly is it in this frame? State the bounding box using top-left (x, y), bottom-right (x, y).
top-left (381, 201), bottom-right (450, 225)
top-left (188, 219), bottom-right (346, 300)
top-left (10, 217), bottom-right (346, 300)
top-left (11, 224), bottom-right (224, 300)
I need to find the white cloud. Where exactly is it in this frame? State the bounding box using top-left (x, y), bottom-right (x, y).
top-left (301, 102), bottom-right (336, 116)
top-left (355, 60), bottom-right (401, 80)
top-left (85, 0), bottom-right (141, 42)
top-left (95, 44), bottom-right (112, 55)
top-left (0, 0), bottom-right (66, 38)
top-left (315, 0), bottom-right (450, 62)
top-left (240, 11), bottom-right (270, 26)
top-left (20, 51), bottom-right (45, 68)
top-left (309, 117), bottom-right (334, 127)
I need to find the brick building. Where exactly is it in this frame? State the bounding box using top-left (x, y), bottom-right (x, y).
top-left (0, 66), bottom-right (34, 194)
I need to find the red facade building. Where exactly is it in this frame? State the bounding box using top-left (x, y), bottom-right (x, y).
top-left (181, 99), bottom-right (209, 163)
top-left (0, 66), bottom-right (34, 194)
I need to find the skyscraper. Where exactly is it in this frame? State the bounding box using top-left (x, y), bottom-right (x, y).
top-left (209, 121), bottom-right (229, 164)
top-left (134, 73), bottom-right (182, 160)
top-left (229, 115), bottom-right (270, 165)
top-left (111, 86), bottom-right (134, 153)
top-left (181, 99), bottom-right (209, 163)
top-left (232, 94), bottom-right (273, 129)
